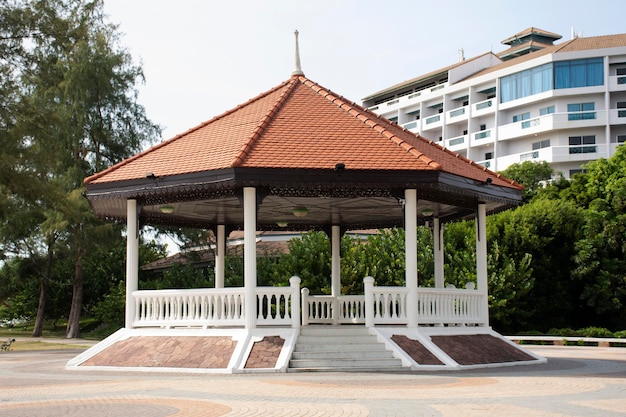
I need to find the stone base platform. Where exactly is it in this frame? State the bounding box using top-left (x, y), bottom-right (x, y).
top-left (66, 326), bottom-right (544, 373)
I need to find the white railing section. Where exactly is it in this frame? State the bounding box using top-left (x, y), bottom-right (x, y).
top-left (256, 286), bottom-right (295, 326)
top-left (303, 278), bottom-right (487, 327)
top-left (133, 276), bottom-right (301, 329)
top-left (133, 288), bottom-right (246, 328)
top-left (416, 288), bottom-right (484, 325)
top-left (301, 289), bottom-right (366, 325)
top-left (368, 286), bottom-right (409, 325)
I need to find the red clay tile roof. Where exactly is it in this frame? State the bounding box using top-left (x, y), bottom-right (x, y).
top-left (85, 75), bottom-right (519, 190)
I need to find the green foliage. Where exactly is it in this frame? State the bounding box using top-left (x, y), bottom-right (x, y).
top-left (500, 160), bottom-right (555, 202)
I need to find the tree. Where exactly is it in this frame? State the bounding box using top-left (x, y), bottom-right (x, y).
top-left (0, 0), bottom-right (160, 337)
top-left (500, 160), bottom-right (556, 202)
top-left (567, 146), bottom-right (626, 329)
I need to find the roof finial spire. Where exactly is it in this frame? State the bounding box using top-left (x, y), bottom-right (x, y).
top-left (292, 30), bottom-right (304, 76)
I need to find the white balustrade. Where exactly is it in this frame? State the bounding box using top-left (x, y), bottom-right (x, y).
top-left (133, 280), bottom-right (301, 329)
top-left (416, 288), bottom-right (485, 325)
top-left (370, 286), bottom-right (409, 324)
top-left (301, 290), bottom-right (367, 325)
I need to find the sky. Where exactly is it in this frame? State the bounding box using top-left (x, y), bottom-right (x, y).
top-left (103, 0), bottom-right (626, 142)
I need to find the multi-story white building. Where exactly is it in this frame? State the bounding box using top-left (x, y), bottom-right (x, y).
top-left (362, 28), bottom-right (626, 177)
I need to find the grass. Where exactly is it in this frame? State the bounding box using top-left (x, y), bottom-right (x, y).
top-left (4, 340), bottom-right (93, 351)
top-left (0, 318), bottom-right (120, 351)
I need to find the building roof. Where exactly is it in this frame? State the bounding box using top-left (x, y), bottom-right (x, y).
top-left (363, 31), bottom-right (626, 101)
top-left (84, 74), bottom-right (522, 230)
top-left (361, 52), bottom-right (496, 102)
top-left (500, 27), bottom-right (562, 46)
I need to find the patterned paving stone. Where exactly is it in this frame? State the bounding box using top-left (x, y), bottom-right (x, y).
top-left (0, 345), bottom-right (624, 417)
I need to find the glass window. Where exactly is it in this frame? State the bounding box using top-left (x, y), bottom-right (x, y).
top-left (540, 105), bottom-right (555, 115)
top-left (513, 112), bottom-right (530, 123)
top-left (500, 63), bottom-right (553, 102)
top-left (569, 135), bottom-right (596, 153)
top-left (568, 103), bottom-right (595, 120)
top-left (532, 139), bottom-right (550, 150)
top-left (555, 58), bottom-right (604, 89)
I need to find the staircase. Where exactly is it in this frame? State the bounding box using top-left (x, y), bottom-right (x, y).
top-left (289, 326), bottom-right (405, 372)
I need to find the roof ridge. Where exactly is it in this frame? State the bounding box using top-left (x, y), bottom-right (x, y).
top-left (298, 76), bottom-right (442, 170)
top-left (231, 77), bottom-right (299, 167)
top-left (84, 79), bottom-right (293, 184)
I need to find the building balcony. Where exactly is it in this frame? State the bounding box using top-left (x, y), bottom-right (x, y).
top-left (473, 98), bottom-right (495, 116)
top-left (497, 143), bottom-right (615, 169)
top-left (402, 120), bottom-right (420, 132)
top-left (609, 75), bottom-right (626, 91)
top-left (471, 128), bottom-right (494, 146)
top-left (445, 134), bottom-right (467, 151)
top-left (498, 111), bottom-right (608, 141)
top-left (476, 159), bottom-right (494, 170)
top-left (609, 108), bottom-right (626, 125)
top-left (423, 114), bottom-right (443, 130)
top-left (447, 105), bottom-right (468, 123)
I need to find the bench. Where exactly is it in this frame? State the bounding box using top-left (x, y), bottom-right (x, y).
top-left (0, 338), bottom-right (15, 352)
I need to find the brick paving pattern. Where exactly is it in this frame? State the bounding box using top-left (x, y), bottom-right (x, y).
top-left (0, 345), bottom-right (624, 416)
top-left (391, 335), bottom-right (444, 365)
top-left (81, 336), bottom-right (236, 368)
top-left (245, 336), bottom-right (284, 368)
top-left (431, 334), bottom-right (535, 365)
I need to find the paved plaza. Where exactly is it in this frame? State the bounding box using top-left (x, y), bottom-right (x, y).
top-left (0, 344), bottom-right (624, 416)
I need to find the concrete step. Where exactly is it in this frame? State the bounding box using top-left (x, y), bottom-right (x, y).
top-left (298, 326), bottom-right (371, 336)
top-left (289, 325), bottom-right (404, 372)
top-left (292, 349), bottom-right (394, 360)
top-left (296, 335), bottom-right (378, 345)
top-left (294, 342), bottom-right (388, 352)
top-left (289, 358), bottom-right (403, 370)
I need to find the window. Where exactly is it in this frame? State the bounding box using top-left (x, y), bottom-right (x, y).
top-left (568, 102), bottom-right (595, 120)
top-left (500, 63), bottom-right (553, 102)
top-left (555, 58), bottom-right (604, 89)
top-left (540, 105), bottom-right (555, 116)
top-left (532, 139), bottom-right (550, 150)
top-left (616, 135), bottom-right (626, 144)
top-left (618, 102), bottom-right (626, 118)
top-left (389, 117), bottom-right (398, 124)
top-left (570, 169), bottom-right (585, 177)
top-left (485, 152), bottom-right (493, 160)
top-left (569, 135), bottom-right (596, 154)
top-left (616, 68), bottom-right (626, 76)
top-left (480, 124), bottom-right (486, 131)
top-left (513, 112), bottom-right (530, 123)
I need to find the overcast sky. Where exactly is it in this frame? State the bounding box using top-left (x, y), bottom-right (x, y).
top-left (103, 0), bottom-right (626, 142)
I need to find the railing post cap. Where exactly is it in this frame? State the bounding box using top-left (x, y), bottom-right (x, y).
top-left (290, 276), bottom-right (301, 285)
top-left (301, 287), bottom-right (309, 295)
top-left (363, 276), bottom-right (375, 284)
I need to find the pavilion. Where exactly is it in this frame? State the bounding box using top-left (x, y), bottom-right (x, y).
top-left (68, 34), bottom-right (544, 372)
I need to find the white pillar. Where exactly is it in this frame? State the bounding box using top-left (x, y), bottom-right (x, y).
top-left (405, 189), bottom-right (418, 328)
top-left (215, 224), bottom-right (225, 288)
top-left (364, 276), bottom-right (375, 328)
top-left (476, 203), bottom-right (489, 326)
top-left (243, 187), bottom-right (257, 329)
top-left (290, 276), bottom-right (301, 329)
top-left (331, 225), bottom-right (341, 297)
top-left (125, 199), bottom-right (139, 329)
top-left (434, 217), bottom-right (445, 288)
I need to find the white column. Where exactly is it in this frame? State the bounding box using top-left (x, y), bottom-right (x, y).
top-left (215, 224), bottom-right (225, 288)
top-left (405, 189), bottom-right (418, 328)
top-left (475, 203), bottom-right (489, 326)
top-left (363, 276), bottom-right (375, 328)
top-left (290, 276), bottom-right (301, 329)
top-left (243, 187), bottom-right (257, 329)
top-left (125, 199), bottom-right (139, 329)
top-left (434, 217), bottom-right (445, 288)
top-left (331, 225), bottom-right (341, 297)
